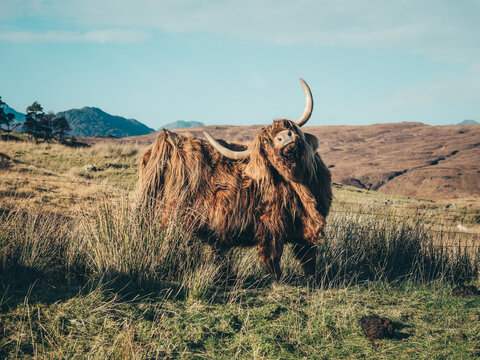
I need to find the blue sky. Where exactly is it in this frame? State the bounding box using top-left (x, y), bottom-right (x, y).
top-left (1, 0), bottom-right (479, 129)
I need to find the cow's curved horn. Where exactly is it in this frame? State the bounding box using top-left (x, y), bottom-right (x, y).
top-left (203, 131), bottom-right (251, 160)
top-left (295, 78), bottom-right (313, 127)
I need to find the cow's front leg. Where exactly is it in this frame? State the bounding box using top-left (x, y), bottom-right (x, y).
top-left (292, 242), bottom-right (317, 277)
top-left (301, 213), bottom-right (326, 245)
top-left (296, 214), bottom-right (325, 278)
top-left (256, 240), bottom-right (283, 281)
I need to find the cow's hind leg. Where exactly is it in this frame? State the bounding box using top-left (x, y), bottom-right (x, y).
top-left (292, 243), bottom-right (317, 277)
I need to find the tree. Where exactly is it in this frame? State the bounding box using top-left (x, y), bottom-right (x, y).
top-left (0, 96), bottom-right (15, 132)
top-left (22, 101), bottom-right (72, 143)
top-left (52, 116), bottom-right (71, 141)
top-left (23, 102), bottom-right (72, 143)
top-left (5, 113), bottom-right (14, 131)
top-left (38, 112), bottom-right (55, 141)
top-left (23, 101), bottom-right (44, 142)
top-left (23, 114), bottom-right (40, 142)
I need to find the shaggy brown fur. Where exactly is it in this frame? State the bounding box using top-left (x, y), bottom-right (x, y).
top-left (138, 119), bottom-right (332, 279)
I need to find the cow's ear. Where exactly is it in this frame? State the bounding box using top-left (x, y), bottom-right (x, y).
top-left (304, 132), bottom-right (319, 151)
top-left (245, 133), bottom-right (270, 182)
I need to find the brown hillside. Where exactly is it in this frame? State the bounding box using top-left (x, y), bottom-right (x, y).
top-left (79, 122), bottom-right (480, 201)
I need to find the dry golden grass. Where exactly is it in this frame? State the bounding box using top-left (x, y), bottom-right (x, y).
top-left (0, 136), bottom-right (143, 212)
top-left (1, 134), bottom-right (479, 235)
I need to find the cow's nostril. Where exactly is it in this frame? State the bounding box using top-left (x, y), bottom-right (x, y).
top-left (277, 137), bottom-right (282, 142)
top-left (288, 131), bottom-right (292, 136)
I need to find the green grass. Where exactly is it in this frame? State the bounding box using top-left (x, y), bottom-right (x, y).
top-left (1, 134), bottom-right (480, 359)
top-left (2, 282), bottom-right (480, 359)
top-left (1, 199), bottom-right (479, 358)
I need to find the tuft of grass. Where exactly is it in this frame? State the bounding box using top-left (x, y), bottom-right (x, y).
top-left (0, 204), bottom-right (81, 281)
top-left (79, 195), bottom-right (217, 292)
top-left (318, 209), bottom-right (479, 287)
top-left (2, 197), bottom-right (478, 300)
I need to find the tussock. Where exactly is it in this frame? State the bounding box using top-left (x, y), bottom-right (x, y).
top-left (1, 197), bottom-right (477, 297)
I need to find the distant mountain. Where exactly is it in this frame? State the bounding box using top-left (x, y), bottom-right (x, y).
top-left (55, 107), bottom-right (155, 137)
top-left (159, 120), bottom-right (205, 130)
top-left (1, 104), bottom-right (155, 137)
top-left (457, 119), bottom-right (479, 125)
top-left (0, 104), bottom-right (26, 131)
top-left (1, 104), bottom-right (26, 122)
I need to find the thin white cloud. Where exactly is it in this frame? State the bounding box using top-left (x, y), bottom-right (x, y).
top-left (373, 77), bottom-right (480, 110)
top-left (1, 0), bottom-right (479, 62)
top-left (0, 28), bottom-right (151, 43)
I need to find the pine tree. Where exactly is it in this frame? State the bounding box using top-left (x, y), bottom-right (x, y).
top-left (52, 116), bottom-right (71, 141)
top-left (23, 101), bottom-right (44, 142)
top-left (38, 112), bottom-right (55, 142)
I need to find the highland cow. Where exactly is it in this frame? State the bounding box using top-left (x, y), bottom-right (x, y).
top-left (139, 79), bottom-right (332, 279)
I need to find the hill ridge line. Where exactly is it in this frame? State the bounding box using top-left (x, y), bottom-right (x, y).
top-left (77, 122), bottom-right (480, 201)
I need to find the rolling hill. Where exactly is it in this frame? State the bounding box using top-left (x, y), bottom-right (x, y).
top-left (86, 122), bottom-right (480, 202)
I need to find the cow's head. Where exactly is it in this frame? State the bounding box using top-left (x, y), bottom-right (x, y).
top-left (204, 78), bottom-right (318, 181)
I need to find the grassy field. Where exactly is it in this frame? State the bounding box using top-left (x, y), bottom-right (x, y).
top-left (1, 133), bottom-right (480, 359)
